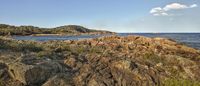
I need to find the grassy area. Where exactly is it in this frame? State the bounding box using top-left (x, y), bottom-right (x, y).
top-left (162, 78), bottom-right (200, 86)
top-left (0, 37), bottom-right (43, 52)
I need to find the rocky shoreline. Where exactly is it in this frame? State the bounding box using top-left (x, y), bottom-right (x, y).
top-left (0, 36), bottom-right (200, 86)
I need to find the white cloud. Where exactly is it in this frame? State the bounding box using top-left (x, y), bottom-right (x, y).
top-left (150, 7), bottom-right (169, 16)
top-left (190, 4), bottom-right (198, 8)
top-left (163, 3), bottom-right (188, 11)
top-left (150, 7), bottom-right (163, 13)
top-left (161, 12), bottom-right (169, 16)
top-left (152, 13), bottom-right (169, 16)
top-left (150, 3), bottom-right (198, 16)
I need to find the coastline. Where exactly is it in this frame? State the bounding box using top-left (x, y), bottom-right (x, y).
top-left (12, 33), bottom-right (200, 50)
top-left (0, 35), bottom-right (200, 86)
top-left (30, 32), bottom-right (116, 36)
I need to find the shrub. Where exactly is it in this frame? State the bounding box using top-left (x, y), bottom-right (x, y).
top-left (143, 53), bottom-right (164, 64)
top-left (37, 51), bottom-right (53, 58)
top-left (0, 38), bottom-right (43, 52)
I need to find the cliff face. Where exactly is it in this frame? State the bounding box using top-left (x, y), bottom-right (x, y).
top-left (0, 36), bottom-right (200, 86)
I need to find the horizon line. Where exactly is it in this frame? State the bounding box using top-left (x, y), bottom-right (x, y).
top-left (1, 23), bottom-right (200, 33)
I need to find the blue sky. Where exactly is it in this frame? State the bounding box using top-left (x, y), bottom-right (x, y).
top-left (0, 0), bottom-right (200, 32)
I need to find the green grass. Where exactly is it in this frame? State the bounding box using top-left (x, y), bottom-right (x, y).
top-left (162, 78), bottom-right (200, 86)
top-left (0, 38), bottom-right (43, 52)
top-left (89, 46), bottom-right (103, 53)
top-left (37, 51), bottom-right (53, 58)
top-left (0, 82), bottom-right (3, 86)
top-left (143, 52), bottom-right (164, 64)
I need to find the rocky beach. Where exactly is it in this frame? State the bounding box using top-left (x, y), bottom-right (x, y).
top-left (0, 35), bottom-right (200, 86)
top-left (1, 0), bottom-right (200, 86)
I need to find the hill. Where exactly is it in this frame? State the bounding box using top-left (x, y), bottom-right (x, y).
top-left (0, 24), bottom-right (114, 36)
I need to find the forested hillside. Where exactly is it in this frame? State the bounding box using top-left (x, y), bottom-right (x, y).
top-left (0, 24), bottom-right (113, 36)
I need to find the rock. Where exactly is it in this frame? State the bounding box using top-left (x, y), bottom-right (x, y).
top-left (88, 79), bottom-right (99, 86)
top-left (155, 63), bottom-right (163, 67)
top-left (1, 35), bottom-right (200, 85)
top-left (42, 73), bottom-right (74, 86)
top-left (8, 62), bottom-right (33, 84)
top-left (64, 57), bottom-right (76, 68)
top-left (0, 63), bottom-right (25, 86)
top-left (8, 61), bottom-right (65, 85)
top-left (0, 63), bottom-right (10, 81)
top-left (73, 64), bottom-right (92, 86)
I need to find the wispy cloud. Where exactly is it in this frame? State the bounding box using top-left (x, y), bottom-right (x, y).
top-left (150, 3), bottom-right (198, 16)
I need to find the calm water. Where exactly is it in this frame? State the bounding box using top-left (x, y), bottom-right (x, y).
top-left (13, 33), bottom-right (200, 50)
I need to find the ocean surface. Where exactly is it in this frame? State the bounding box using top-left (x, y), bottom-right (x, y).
top-left (13, 33), bottom-right (200, 50)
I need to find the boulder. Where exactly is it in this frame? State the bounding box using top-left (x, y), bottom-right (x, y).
top-left (8, 61), bottom-right (64, 85)
top-left (0, 62), bottom-right (25, 86)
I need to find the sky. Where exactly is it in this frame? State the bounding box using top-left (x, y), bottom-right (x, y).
top-left (0, 0), bottom-right (200, 32)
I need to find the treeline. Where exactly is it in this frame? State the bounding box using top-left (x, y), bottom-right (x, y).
top-left (0, 24), bottom-right (46, 35)
top-left (0, 24), bottom-right (107, 36)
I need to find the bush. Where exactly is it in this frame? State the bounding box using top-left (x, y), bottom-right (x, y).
top-left (37, 51), bottom-right (53, 58)
top-left (0, 38), bottom-right (43, 52)
top-left (143, 53), bottom-right (164, 64)
top-left (19, 43), bottom-right (43, 52)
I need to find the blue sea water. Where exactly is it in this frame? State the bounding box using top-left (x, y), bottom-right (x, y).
top-left (13, 33), bottom-right (200, 50)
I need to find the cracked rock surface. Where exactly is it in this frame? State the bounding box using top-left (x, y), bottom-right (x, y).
top-left (0, 36), bottom-right (200, 86)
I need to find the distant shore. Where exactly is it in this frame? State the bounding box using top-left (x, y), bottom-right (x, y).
top-left (30, 32), bottom-right (116, 36)
top-left (0, 24), bottom-right (115, 36)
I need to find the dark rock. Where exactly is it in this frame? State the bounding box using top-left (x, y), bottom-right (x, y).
top-left (0, 63), bottom-right (10, 81)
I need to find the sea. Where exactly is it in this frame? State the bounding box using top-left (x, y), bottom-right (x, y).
top-left (13, 33), bottom-right (200, 50)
